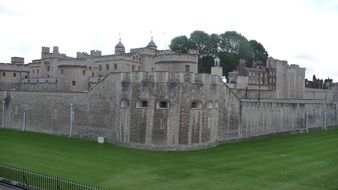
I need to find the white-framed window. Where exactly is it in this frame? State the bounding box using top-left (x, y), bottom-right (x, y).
top-left (156, 101), bottom-right (169, 109)
top-left (136, 100), bottom-right (148, 108)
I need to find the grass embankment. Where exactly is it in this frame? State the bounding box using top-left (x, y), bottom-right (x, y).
top-left (0, 129), bottom-right (338, 190)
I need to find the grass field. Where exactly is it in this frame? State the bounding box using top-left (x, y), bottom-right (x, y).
top-left (0, 129), bottom-right (338, 190)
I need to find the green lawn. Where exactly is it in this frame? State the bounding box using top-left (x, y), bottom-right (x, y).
top-left (0, 129), bottom-right (338, 190)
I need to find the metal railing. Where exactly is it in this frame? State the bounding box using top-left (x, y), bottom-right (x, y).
top-left (0, 164), bottom-right (105, 190)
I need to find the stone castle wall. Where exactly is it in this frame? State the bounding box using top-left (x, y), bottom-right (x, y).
top-left (0, 72), bottom-right (337, 150)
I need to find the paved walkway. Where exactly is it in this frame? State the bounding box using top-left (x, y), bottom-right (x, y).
top-left (0, 182), bottom-right (23, 190)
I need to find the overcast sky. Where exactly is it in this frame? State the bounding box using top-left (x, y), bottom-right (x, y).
top-left (0, 0), bottom-right (338, 80)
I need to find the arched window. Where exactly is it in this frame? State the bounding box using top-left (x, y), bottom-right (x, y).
top-left (214, 101), bottom-right (219, 108)
top-left (191, 101), bottom-right (202, 109)
top-left (120, 99), bottom-right (129, 108)
top-left (206, 101), bottom-right (213, 109)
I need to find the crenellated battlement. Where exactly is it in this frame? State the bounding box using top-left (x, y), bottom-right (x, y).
top-left (57, 59), bottom-right (92, 68)
top-left (119, 71), bottom-right (219, 84)
top-left (0, 63), bottom-right (29, 71)
top-left (154, 54), bottom-right (198, 64)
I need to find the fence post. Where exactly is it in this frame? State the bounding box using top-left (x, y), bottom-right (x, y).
top-left (22, 112), bottom-right (26, 131)
top-left (69, 103), bottom-right (74, 137)
top-left (2, 99), bottom-right (5, 129)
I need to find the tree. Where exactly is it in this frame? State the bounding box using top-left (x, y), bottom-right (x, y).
top-left (219, 31), bottom-right (247, 54)
top-left (208, 33), bottom-right (220, 56)
top-left (169, 35), bottom-right (195, 54)
top-left (169, 30), bottom-right (269, 75)
top-left (190, 31), bottom-right (212, 57)
top-left (249, 40), bottom-right (268, 63)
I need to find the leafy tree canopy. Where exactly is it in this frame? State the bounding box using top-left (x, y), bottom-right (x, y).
top-left (169, 35), bottom-right (195, 54)
top-left (169, 30), bottom-right (269, 75)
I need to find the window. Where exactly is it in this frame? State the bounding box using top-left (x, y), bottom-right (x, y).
top-left (132, 65), bottom-right (135, 71)
top-left (214, 101), bottom-right (219, 108)
top-left (32, 69), bottom-right (35, 74)
top-left (114, 64), bottom-right (117, 70)
top-left (61, 69), bottom-right (64, 75)
top-left (120, 99), bottom-right (129, 108)
top-left (13, 73), bottom-right (16, 77)
top-left (47, 66), bottom-right (50, 71)
top-left (89, 66), bottom-right (92, 69)
top-left (191, 101), bottom-right (202, 109)
top-left (72, 80), bottom-right (76, 86)
top-left (47, 75), bottom-right (49, 78)
top-left (206, 101), bottom-right (213, 109)
top-left (99, 65), bottom-right (102, 71)
top-left (138, 66), bottom-right (141, 71)
top-left (37, 69), bottom-right (39, 74)
top-left (92, 72), bottom-right (94, 77)
top-left (136, 100), bottom-right (148, 108)
top-left (106, 64), bottom-right (109, 70)
top-left (142, 101), bottom-right (148, 107)
top-left (157, 101), bottom-right (169, 109)
top-left (82, 70), bottom-right (86, 75)
top-left (185, 65), bottom-right (190, 72)
top-left (2, 72), bottom-right (5, 77)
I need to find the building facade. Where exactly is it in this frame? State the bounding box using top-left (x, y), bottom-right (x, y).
top-left (1, 40), bottom-right (337, 151)
top-left (0, 38), bottom-right (198, 92)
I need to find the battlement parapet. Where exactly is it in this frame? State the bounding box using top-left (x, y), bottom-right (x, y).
top-left (154, 54), bottom-right (197, 64)
top-left (11, 57), bottom-right (24, 64)
top-left (90, 50), bottom-right (102, 57)
top-left (41, 46), bottom-right (69, 59)
top-left (76, 52), bottom-right (91, 59)
top-left (0, 63), bottom-right (29, 71)
top-left (94, 54), bottom-right (133, 62)
top-left (267, 57), bottom-right (288, 68)
top-left (57, 59), bottom-right (92, 68)
top-left (119, 71), bottom-right (219, 84)
top-left (130, 48), bottom-right (156, 55)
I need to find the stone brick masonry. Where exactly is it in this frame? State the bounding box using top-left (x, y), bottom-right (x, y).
top-left (1, 72), bottom-right (337, 151)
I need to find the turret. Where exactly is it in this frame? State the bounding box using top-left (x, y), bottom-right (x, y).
top-left (115, 38), bottom-right (125, 55)
top-left (53, 46), bottom-right (59, 54)
top-left (146, 37), bottom-right (157, 49)
top-left (41, 47), bottom-right (50, 58)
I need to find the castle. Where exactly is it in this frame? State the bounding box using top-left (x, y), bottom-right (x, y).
top-left (0, 38), bottom-right (198, 92)
top-left (1, 38), bottom-right (337, 151)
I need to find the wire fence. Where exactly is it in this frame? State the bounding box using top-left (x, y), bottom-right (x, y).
top-left (0, 164), bottom-right (105, 190)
